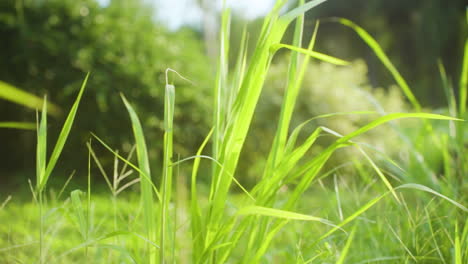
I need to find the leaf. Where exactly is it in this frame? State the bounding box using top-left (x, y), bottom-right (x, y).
top-left (39, 73), bottom-right (89, 191)
top-left (36, 98), bottom-right (47, 190)
top-left (121, 94), bottom-right (157, 263)
top-left (0, 122), bottom-right (36, 130)
top-left (334, 18), bottom-right (421, 111)
top-left (270, 43), bottom-right (349, 65)
top-left (0, 81), bottom-right (61, 116)
top-left (237, 206), bottom-right (338, 229)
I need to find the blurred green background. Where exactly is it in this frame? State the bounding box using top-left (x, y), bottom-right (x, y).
top-left (0, 0), bottom-right (466, 190)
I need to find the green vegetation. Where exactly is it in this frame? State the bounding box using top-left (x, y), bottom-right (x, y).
top-left (0, 0), bottom-right (212, 172)
top-left (1, 0), bottom-right (467, 263)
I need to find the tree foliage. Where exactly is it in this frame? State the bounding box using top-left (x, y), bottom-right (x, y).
top-left (0, 0), bottom-right (213, 174)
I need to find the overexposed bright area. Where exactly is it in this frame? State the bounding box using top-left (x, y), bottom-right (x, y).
top-left (98, 0), bottom-right (276, 29)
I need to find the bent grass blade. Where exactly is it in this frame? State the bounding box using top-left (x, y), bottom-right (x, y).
top-left (121, 94), bottom-right (157, 264)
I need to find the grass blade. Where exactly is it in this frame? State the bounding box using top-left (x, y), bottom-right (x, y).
top-left (0, 81), bottom-right (61, 116)
top-left (36, 98), bottom-right (47, 191)
top-left (0, 122), bottom-right (36, 130)
top-left (190, 129), bottom-right (213, 262)
top-left (121, 94), bottom-right (156, 264)
top-left (40, 73), bottom-right (89, 191)
top-left (459, 34), bottom-right (468, 116)
top-left (334, 18), bottom-right (421, 111)
top-left (160, 82), bottom-right (175, 263)
top-left (237, 206), bottom-right (338, 229)
top-left (336, 225), bottom-right (357, 264)
top-left (270, 43), bottom-right (349, 65)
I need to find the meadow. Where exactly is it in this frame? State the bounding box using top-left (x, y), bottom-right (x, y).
top-left (1, 0), bottom-right (467, 263)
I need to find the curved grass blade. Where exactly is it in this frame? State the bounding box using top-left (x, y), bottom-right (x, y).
top-left (334, 18), bottom-right (421, 111)
top-left (237, 206), bottom-right (341, 230)
top-left (270, 43), bottom-right (349, 66)
top-left (0, 122), bottom-right (35, 130)
top-left (0, 81), bottom-right (61, 116)
top-left (336, 113), bottom-right (461, 145)
top-left (190, 129), bottom-right (213, 262)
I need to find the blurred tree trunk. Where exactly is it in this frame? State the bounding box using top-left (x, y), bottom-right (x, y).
top-left (197, 0), bottom-right (218, 62)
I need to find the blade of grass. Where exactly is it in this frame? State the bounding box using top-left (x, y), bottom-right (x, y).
top-left (36, 99), bottom-right (47, 191)
top-left (459, 33), bottom-right (468, 117)
top-left (333, 18), bottom-right (421, 111)
top-left (0, 122), bottom-right (36, 130)
top-left (57, 170), bottom-right (76, 200)
top-left (0, 81), bottom-right (61, 116)
top-left (190, 129), bottom-right (213, 262)
top-left (270, 43), bottom-right (349, 65)
top-left (160, 81), bottom-right (175, 263)
top-left (237, 206), bottom-right (339, 229)
top-left (39, 73), bottom-right (89, 191)
top-left (121, 94), bottom-right (157, 264)
top-left (336, 225), bottom-right (357, 264)
top-left (212, 8), bottom-right (230, 168)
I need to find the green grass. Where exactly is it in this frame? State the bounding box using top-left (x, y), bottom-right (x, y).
top-left (1, 0), bottom-right (467, 263)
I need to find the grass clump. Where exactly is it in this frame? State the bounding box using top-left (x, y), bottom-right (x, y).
top-left (1, 0), bottom-right (467, 263)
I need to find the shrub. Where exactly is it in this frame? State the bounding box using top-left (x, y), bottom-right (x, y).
top-left (0, 0), bottom-right (213, 175)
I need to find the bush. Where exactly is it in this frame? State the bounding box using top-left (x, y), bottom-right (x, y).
top-left (0, 0), bottom-right (213, 177)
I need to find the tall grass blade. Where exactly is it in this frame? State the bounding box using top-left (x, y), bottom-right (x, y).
top-left (36, 98), bottom-right (47, 191)
top-left (39, 73), bottom-right (89, 191)
top-left (190, 129), bottom-right (213, 262)
top-left (334, 18), bottom-right (421, 111)
top-left (121, 94), bottom-right (156, 264)
top-left (160, 82), bottom-right (175, 263)
top-left (336, 225), bottom-right (357, 264)
top-left (212, 8), bottom-right (230, 166)
top-left (459, 33), bottom-right (468, 117)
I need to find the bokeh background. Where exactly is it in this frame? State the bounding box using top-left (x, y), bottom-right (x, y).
top-left (0, 0), bottom-right (466, 191)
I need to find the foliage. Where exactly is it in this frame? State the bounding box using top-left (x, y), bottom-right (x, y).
top-left (0, 0), bottom-right (466, 263)
top-left (0, 0), bottom-right (213, 173)
top-left (296, 0), bottom-right (467, 106)
top-left (244, 59), bottom-right (409, 180)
